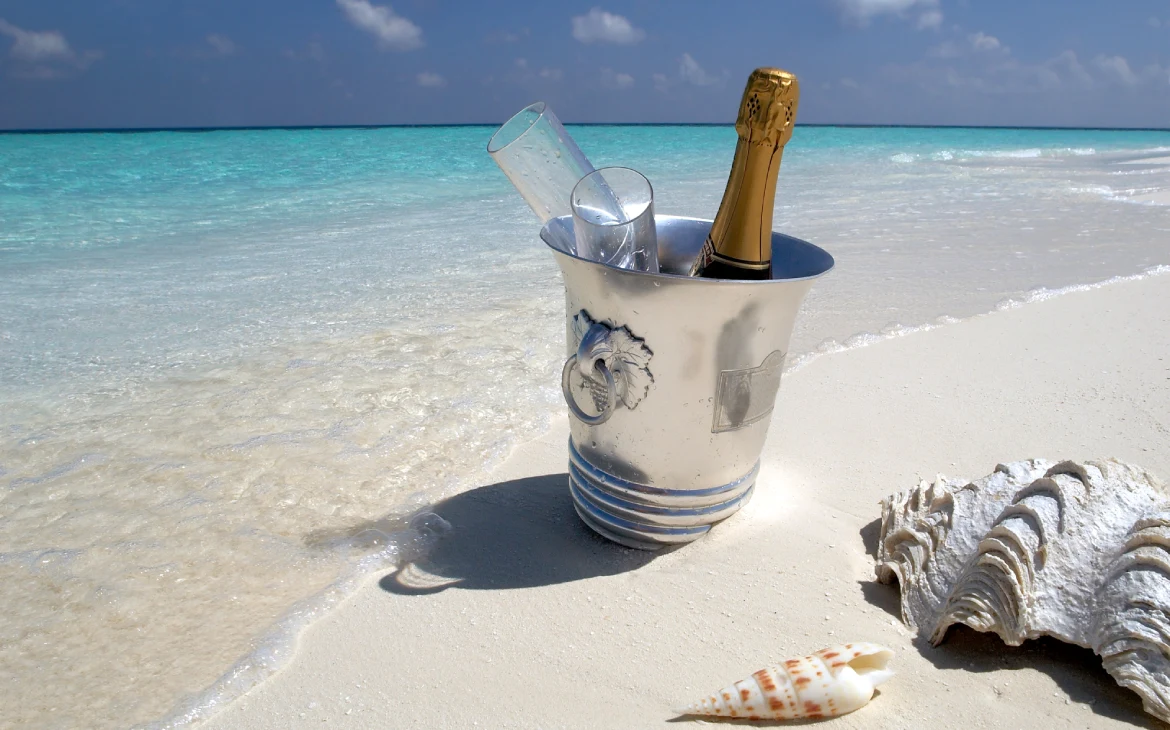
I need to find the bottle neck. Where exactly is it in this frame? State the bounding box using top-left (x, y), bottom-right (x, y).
top-left (706, 136), bottom-right (784, 270)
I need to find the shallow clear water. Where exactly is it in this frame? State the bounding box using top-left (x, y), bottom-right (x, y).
top-left (1, 125), bottom-right (1169, 729)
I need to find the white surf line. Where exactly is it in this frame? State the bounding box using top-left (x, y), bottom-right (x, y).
top-left (785, 264), bottom-right (1170, 376)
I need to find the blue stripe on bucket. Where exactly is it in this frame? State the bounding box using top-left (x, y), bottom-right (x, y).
top-left (569, 461), bottom-right (751, 522)
top-left (568, 438), bottom-right (758, 506)
top-left (569, 480), bottom-right (711, 538)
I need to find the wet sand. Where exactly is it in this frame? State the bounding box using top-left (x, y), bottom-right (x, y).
top-left (198, 272), bottom-right (1170, 730)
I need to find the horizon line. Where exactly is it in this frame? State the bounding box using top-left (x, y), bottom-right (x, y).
top-left (3, 122), bottom-right (1170, 135)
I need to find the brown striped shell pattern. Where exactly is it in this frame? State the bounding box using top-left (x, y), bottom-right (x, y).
top-left (678, 643), bottom-right (895, 721)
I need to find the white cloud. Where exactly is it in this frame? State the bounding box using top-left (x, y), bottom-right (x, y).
top-left (929, 31), bottom-right (1009, 58)
top-left (539, 67), bottom-right (563, 81)
top-left (1148, 17), bottom-right (1162, 29)
top-left (887, 46), bottom-right (1159, 96)
top-left (416, 71), bottom-right (445, 87)
top-left (336, 0), bottom-right (423, 51)
top-left (571, 8), bottom-right (645, 45)
top-left (0, 18), bottom-right (73, 61)
top-left (840, 77), bottom-right (860, 88)
top-left (205, 34), bottom-right (236, 57)
top-left (916, 9), bottom-right (943, 29)
top-left (679, 53), bottom-right (720, 86)
top-left (1044, 50), bottom-right (1092, 88)
top-left (1094, 54), bottom-right (1139, 86)
top-left (969, 32), bottom-right (1002, 52)
top-left (653, 54), bottom-right (724, 92)
top-left (601, 67), bottom-right (635, 89)
top-left (0, 17), bottom-right (101, 78)
top-left (832, 0), bottom-right (942, 29)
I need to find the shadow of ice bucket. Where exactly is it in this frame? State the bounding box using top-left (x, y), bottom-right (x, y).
top-left (541, 215), bottom-right (834, 550)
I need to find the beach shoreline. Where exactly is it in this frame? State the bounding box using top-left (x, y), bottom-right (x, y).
top-left (5, 127), bottom-right (1169, 729)
top-left (194, 271), bottom-right (1170, 730)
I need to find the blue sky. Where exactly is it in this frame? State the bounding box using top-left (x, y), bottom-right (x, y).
top-left (1, 0), bottom-right (1168, 129)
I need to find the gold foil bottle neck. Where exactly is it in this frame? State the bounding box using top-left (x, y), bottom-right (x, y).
top-left (689, 67), bottom-right (801, 278)
top-left (737, 68), bottom-right (799, 149)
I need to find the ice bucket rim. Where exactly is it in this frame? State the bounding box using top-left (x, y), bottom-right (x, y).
top-left (541, 214), bottom-right (834, 284)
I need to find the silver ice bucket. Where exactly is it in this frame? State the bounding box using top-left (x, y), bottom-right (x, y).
top-left (541, 215), bottom-right (834, 550)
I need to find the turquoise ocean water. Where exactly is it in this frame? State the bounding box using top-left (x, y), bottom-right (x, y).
top-left (2, 125), bottom-right (1169, 728)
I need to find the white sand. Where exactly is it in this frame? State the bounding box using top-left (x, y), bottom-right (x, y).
top-left (199, 273), bottom-right (1170, 730)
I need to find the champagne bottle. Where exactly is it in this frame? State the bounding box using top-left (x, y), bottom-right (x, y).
top-left (689, 68), bottom-right (800, 279)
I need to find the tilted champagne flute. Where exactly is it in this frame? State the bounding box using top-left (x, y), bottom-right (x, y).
top-left (487, 102), bottom-right (625, 256)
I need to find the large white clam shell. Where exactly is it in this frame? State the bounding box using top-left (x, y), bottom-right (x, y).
top-left (679, 643), bottom-right (895, 721)
top-left (876, 459), bottom-right (1170, 725)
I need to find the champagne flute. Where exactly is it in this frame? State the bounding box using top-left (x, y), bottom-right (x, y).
top-left (487, 102), bottom-right (597, 224)
top-left (571, 167), bottom-right (659, 273)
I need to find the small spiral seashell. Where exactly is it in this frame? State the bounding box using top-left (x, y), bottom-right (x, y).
top-left (678, 643), bottom-right (894, 721)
